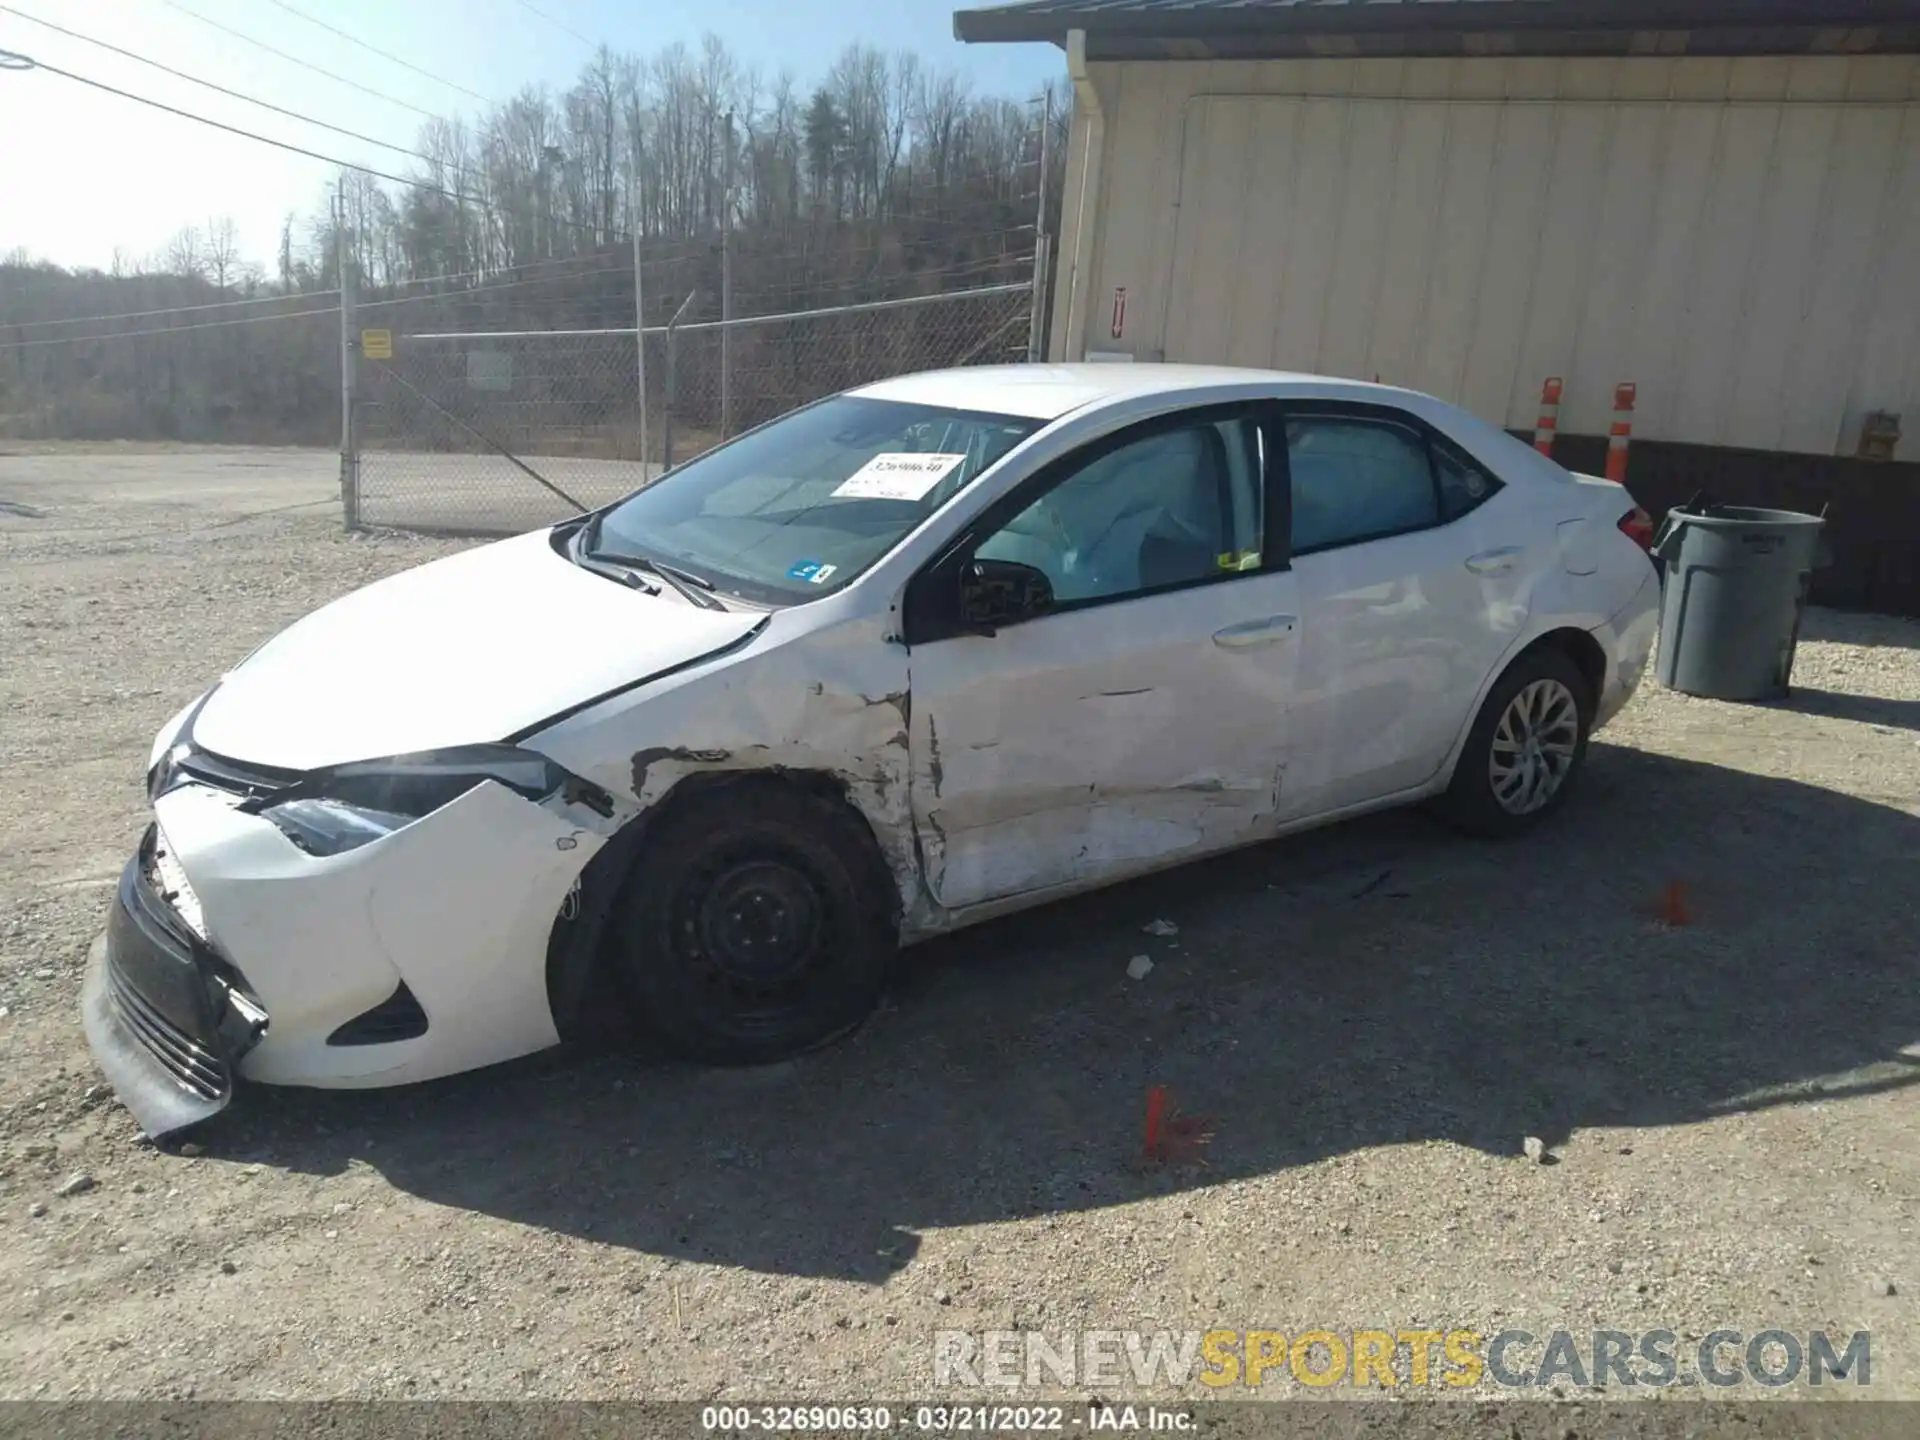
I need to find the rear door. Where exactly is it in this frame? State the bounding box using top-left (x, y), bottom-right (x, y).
top-left (1276, 404), bottom-right (1540, 820)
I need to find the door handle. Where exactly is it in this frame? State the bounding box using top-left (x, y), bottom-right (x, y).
top-left (1466, 547), bottom-right (1523, 576)
top-left (1213, 615), bottom-right (1298, 649)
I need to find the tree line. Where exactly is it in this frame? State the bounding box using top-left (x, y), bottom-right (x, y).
top-left (1, 36), bottom-right (1068, 445)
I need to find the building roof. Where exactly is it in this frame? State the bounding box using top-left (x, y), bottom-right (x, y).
top-left (953, 0), bottom-right (1920, 59)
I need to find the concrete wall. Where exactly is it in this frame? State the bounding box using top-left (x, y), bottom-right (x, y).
top-left (1053, 54), bottom-right (1920, 456)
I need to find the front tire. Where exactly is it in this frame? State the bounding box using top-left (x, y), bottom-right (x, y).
top-left (1436, 646), bottom-right (1593, 839)
top-left (608, 780), bottom-right (898, 1064)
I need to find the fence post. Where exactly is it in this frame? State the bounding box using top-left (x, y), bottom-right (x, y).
top-left (720, 110), bottom-right (734, 440)
top-left (663, 289), bottom-right (696, 472)
top-left (335, 187), bottom-right (360, 531)
top-left (1533, 376), bottom-right (1563, 458)
top-left (629, 159), bottom-right (649, 476)
top-left (1607, 382), bottom-right (1638, 483)
top-left (1028, 87), bottom-right (1053, 364)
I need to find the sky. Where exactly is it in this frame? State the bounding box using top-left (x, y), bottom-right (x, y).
top-left (0, 0), bottom-right (1064, 274)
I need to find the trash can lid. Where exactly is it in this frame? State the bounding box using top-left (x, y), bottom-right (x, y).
top-left (1666, 504), bottom-right (1825, 530)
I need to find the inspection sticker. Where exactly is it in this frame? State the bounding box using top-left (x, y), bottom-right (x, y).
top-left (830, 452), bottom-right (968, 502)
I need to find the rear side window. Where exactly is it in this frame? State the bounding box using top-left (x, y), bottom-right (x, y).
top-left (1286, 417), bottom-right (1438, 554)
top-left (1433, 438), bottom-right (1504, 522)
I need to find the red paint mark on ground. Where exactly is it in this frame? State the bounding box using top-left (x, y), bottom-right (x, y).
top-left (1142, 1085), bottom-right (1215, 1167)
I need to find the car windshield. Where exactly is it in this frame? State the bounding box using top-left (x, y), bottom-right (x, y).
top-left (584, 395), bottom-right (1039, 604)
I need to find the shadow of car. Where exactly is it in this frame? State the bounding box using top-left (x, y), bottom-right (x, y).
top-left (216, 742), bottom-right (1920, 1282)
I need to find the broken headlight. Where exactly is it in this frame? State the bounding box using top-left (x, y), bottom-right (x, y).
top-left (254, 745), bottom-right (577, 858)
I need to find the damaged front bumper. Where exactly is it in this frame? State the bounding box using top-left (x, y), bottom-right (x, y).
top-left (83, 750), bottom-right (623, 1137)
top-left (82, 827), bottom-right (268, 1138)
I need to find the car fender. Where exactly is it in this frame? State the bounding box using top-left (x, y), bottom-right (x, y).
top-left (525, 611), bottom-right (932, 934)
top-left (1431, 574), bottom-right (1624, 792)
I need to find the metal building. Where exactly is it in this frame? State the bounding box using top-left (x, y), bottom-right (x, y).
top-left (956, 0), bottom-right (1920, 463)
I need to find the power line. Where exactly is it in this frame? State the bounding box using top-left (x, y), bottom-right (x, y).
top-left (0, 6), bottom-right (480, 179)
top-left (259, 0), bottom-right (491, 105)
top-left (8, 288), bottom-right (342, 329)
top-left (156, 0), bottom-right (439, 121)
top-left (3, 261), bottom-right (647, 348)
top-left (13, 52), bottom-right (465, 194)
top-left (510, 0), bottom-right (597, 50)
top-left (7, 50), bottom-right (649, 246)
top-left (4, 244), bottom-right (638, 333)
top-left (2, 304), bottom-right (340, 347)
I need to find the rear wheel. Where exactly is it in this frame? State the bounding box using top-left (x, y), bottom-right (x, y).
top-left (1436, 646), bottom-right (1593, 839)
top-left (608, 780), bottom-right (898, 1064)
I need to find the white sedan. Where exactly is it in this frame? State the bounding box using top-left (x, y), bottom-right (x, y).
top-left (86, 364), bottom-right (1659, 1136)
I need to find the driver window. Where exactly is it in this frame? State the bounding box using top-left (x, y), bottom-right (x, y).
top-left (975, 416), bottom-right (1265, 606)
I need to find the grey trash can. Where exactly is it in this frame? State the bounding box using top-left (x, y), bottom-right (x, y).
top-left (1652, 503), bottom-right (1830, 702)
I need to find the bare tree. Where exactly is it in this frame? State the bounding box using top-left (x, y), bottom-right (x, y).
top-left (162, 225), bottom-right (204, 279)
top-left (203, 217), bottom-right (241, 290)
top-left (4, 30), bottom-right (1070, 450)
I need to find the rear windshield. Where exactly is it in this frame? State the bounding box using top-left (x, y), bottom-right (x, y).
top-left (588, 395), bottom-right (1039, 603)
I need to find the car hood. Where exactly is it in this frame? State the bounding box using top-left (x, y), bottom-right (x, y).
top-left (190, 529), bottom-right (764, 771)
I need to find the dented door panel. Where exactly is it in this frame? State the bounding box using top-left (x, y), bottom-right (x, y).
top-left (907, 575), bottom-right (1300, 912)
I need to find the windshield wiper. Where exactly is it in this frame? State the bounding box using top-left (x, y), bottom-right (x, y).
top-left (572, 551), bottom-right (660, 595)
top-left (595, 551), bottom-right (726, 610)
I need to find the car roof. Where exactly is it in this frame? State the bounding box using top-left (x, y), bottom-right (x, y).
top-left (849, 363), bottom-right (1416, 422)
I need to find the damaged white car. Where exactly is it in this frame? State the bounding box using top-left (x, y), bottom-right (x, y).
top-left (87, 364), bottom-right (1659, 1136)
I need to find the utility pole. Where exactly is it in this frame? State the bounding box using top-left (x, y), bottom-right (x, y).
top-left (720, 108), bottom-right (734, 439)
top-left (336, 184), bottom-right (359, 530)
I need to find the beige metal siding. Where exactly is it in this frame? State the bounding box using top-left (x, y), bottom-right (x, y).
top-left (1066, 55), bottom-right (1920, 454)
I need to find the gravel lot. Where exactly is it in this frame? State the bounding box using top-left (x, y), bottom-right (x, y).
top-left (3, 444), bottom-right (1919, 1405)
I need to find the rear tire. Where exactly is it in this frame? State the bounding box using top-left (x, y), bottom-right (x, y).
top-left (1435, 646), bottom-right (1594, 840)
top-left (608, 779), bottom-right (898, 1065)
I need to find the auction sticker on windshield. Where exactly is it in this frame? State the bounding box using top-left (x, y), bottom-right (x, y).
top-left (832, 452), bottom-right (969, 502)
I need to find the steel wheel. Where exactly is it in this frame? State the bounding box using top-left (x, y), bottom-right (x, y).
top-left (666, 847), bottom-right (839, 1045)
top-left (611, 778), bottom-right (898, 1065)
top-left (1488, 677), bottom-right (1581, 816)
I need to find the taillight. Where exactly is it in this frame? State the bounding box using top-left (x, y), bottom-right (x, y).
top-left (1618, 507), bottom-right (1654, 551)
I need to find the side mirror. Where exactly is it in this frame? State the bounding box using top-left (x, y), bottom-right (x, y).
top-left (958, 558), bottom-right (1054, 635)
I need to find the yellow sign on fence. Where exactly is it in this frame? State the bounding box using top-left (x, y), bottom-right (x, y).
top-left (360, 328), bottom-right (392, 360)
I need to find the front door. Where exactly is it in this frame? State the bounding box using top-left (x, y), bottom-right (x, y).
top-left (903, 407), bottom-right (1301, 912)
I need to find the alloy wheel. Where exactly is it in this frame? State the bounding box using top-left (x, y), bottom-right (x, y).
top-left (1488, 677), bottom-right (1580, 816)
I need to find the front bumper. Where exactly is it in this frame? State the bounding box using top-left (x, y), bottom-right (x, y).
top-left (82, 770), bottom-right (609, 1135)
top-left (82, 832), bottom-right (267, 1137)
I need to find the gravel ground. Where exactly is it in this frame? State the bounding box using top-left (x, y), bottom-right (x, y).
top-left (3, 447), bottom-right (1919, 1405)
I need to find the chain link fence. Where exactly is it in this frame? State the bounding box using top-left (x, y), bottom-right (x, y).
top-left (353, 280), bottom-right (1036, 535)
